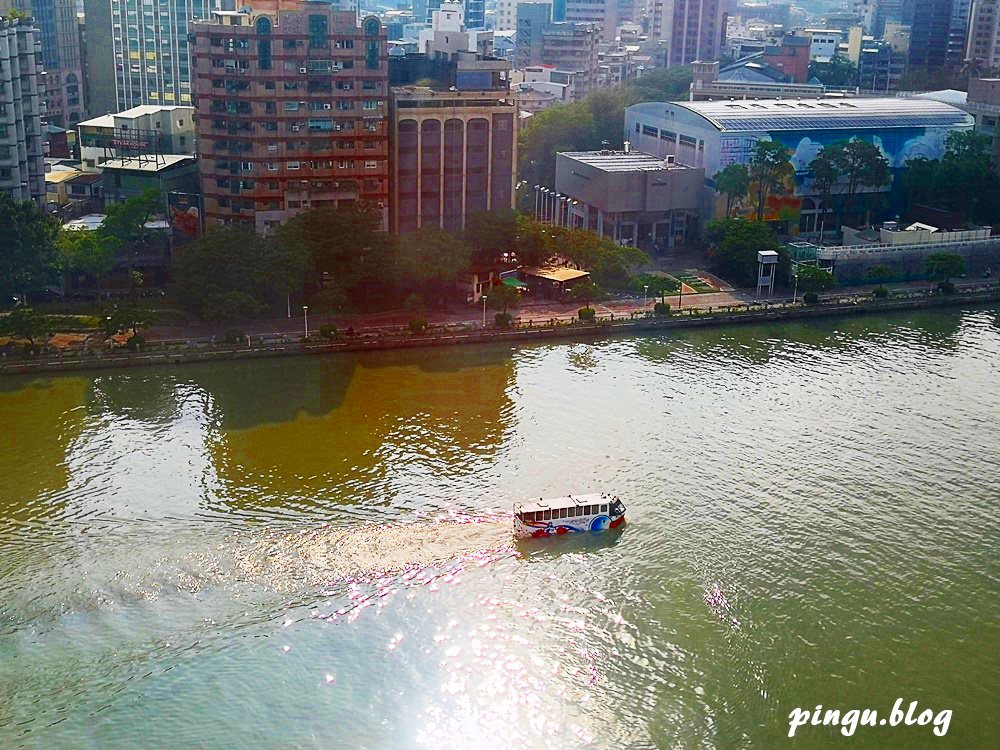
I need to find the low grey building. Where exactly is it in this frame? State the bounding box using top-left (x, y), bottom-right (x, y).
top-left (548, 149), bottom-right (704, 250)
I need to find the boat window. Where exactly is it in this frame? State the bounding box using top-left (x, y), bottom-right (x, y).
top-left (561, 508), bottom-right (569, 518)
top-left (543, 510), bottom-right (551, 521)
top-left (524, 511), bottom-right (535, 522)
top-left (589, 505), bottom-right (597, 515)
top-left (601, 504), bottom-right (607, 513)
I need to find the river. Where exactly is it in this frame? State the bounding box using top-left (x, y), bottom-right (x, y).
top-left (1, 307), bottom-right (998, 749)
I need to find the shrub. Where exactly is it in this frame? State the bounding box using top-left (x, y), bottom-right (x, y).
top-left (653, 301), bottom-right (671, 315)
top-left (224, 329), bottom-right (244, 344)
top-left (408, 317), bottom-right (428, 334)
top-left (802, 292), bottom-right (819, 304)
top-left (125, 334), bottom-right (145, 351)
top-left (937, 280), bottom-right (956, 295)
top-left (494, 312), bottom-right (513, 328)
top-left (578, 307), bottom-right (596, 321)
top-left (319, 324), bottom-right (338, 339)
top-left (872, 285), bottom-right (889, 299)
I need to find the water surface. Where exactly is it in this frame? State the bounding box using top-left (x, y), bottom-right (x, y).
top-left (2, 308), bottom-right (999, 748)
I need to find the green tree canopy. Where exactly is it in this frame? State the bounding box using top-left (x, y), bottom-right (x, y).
top-left (397, 227), bottom-right (471, 306)
top-left (824, 140), bottom-right (891, 222)
top-left (0, 307), bottom-right (51, 344)
top-left (566, 280), bottom-right (605, 307)
top-left (748, 141), bottom-right (794, 222)
top-left (795, 265), bottom-right (836, 293)
top-left (57, 229), bottom-right (119, 298)
top-left (903, 132), bottom-right (1000, 226)
top-left (714, 163), bottom-right (750, 218)
top-left (484, 282), bottom-right (521, 313)
top-left (924, 252), bottom-right (965, 281)
top-left (464, 210), bottom-right (519, 265)
top-left (706, 218), bottom-right (786, 287)
top-left (808, 56), bottom-right (857, 87)
top-left (0, 194), bottom-right (60, 301)
top-left (173, 224), bottom-right (308, 320)
top-left (103, 303), bottom-right (157, 337)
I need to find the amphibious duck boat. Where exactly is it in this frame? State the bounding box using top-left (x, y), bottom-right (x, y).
top-left (513, 493), bottom-right (626, 539)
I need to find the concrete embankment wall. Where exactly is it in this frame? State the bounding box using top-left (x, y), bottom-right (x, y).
top-left (3, 290), bottom-right (999, 377)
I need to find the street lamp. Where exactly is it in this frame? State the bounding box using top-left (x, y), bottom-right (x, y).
top-left (792, 266), bottom-right (800, 303)
top-left (482, 294), bottom-right (488, 327)
top-left (643, 284), bottom-right (649, 306)
top-left (302, 305), bottom-right (309, 339)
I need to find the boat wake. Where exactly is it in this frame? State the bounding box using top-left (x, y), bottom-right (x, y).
top-left (229, 513), bottom-right (517, 590)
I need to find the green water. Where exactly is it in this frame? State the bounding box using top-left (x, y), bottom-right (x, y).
top-left (1, 308), bottom-right (999, 749)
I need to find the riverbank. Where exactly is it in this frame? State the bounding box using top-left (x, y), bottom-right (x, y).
top-left (3, 285), bottom-right (998, 376)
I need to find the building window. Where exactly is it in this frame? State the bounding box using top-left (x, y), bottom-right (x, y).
top-left (256, 17), bottom-right (272, 70)
top-left (364, 160), bottom-right (378, 169)
top-left (309, 15), bottom-right (328, 49)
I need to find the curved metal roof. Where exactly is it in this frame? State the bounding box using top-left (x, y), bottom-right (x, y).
top-left (629, 97), bottom-right (972, 133)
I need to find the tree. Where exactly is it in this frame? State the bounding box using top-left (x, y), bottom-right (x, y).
top-left (566, 280), bottom-right (605, 308)
top-left (866, 264), bottom-right (893, 284)
top-left (795, 265), bottom-right (836, 294)
top-left (808, 56), bottom-right (857, 87)
top-left (273, 203), bottom-right (391, 309)
top-left (705, 218), bottom-right (786, 287)
top-left (924, 252), bottom-right (965, 282)
top-left (484, 282), bottom-right (521, 314)
top-left (808, 150), bottom-right (841, 239)
top-left (396, 227), bottom-right (471, 306)
top-left (464, 210), bottom-right (519, 265)
top-left (103, 303), bottom-right (157, 338)
top-left (57, 229), bottom-right (119, 300)
top-left (748, 141), bottom-right (794, 222)
top-left (635, 272), bottom-right (680, 298)
top-left (173, 224), bottom-right (308, 319)
top-left (714, 164), bottom-right (750, 218)
top-left (514, 214), bottom-right (557, 267)
top-left (825, 140), bottom-right (891, 224)
top-left (0, 307), bottom-right (50, 345)
top-left (0, 194), bottom-right (60, 302)
top-left (944, 130), bottom-right (992, 162)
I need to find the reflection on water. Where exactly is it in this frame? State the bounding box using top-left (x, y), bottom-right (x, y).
top-left (1, 308), bottom-right (999, 749)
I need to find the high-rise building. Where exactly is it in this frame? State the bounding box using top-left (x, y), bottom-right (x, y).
top-left (565, 0), bottom-right (634, 41)
top-left (85, 0), bottom-right (233, 114)
top-left (0, 16), bottom-right (46, 206)
top-left (1, 0), bottom-right (86, 127)
top-left (514, 2), bottom-right (551, 68)
top-left (966, 0), bottom-right (1000, 68)
top-left (388, 11), bottom-right (515, 233)
top-left (191, 2), bottom-right (390, 231)
top-left (652, 0), bottom-right (734, 66)
top-left (423, 0), bottom-right (485, 27)
top-left (539, 21), bottom-right (600, 96)
top-left (948, 0), bottom-right (972, 64)
top-left (906, 0), bottom-right (953, 70)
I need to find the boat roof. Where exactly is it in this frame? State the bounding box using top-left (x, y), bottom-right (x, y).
top-left (514, 493), bottom-right (619, 514)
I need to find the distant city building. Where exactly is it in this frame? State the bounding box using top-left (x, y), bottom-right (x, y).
top-left (84, 0), bottom-right (227, 114)
top-left (803, 28), bottom-right (840, 61)
top-left (906, 0), bottom-right (953, 71)
top-left (966, 78), bottom-right (1000, 166)
top-left (652, 0), bottom-right (735, 66)
top-left (0, 16), bottom-right (46, 206)
top-left (598, 45), bottom-right (636, 87)
top-left (689, 60), bottom-right (829, 100)
top-left (552, 149), bottom-right (704, 249)
top-left (539, 21), bottom-right (600, 97)
top-left (77, 105), bottom-right (196, 171)
top-left (565, 0), bottom-right (636, 41)
top-left (947, 0), bottom-right (972, 65)
top-left (191, 3), bottom-right (390, 231)
top-left (0, 0), bottom-right (86, 127)
top-left (858, 39), bottom-right (905, 92)
top-left (514, 2), bottom-right (551, 68)
top-left (521, 63), bottom-right (584, 101)
top-left (422, 0), bottom-right (485, 28)
top-left (966, 0), bottom-right (1000, 70)
top-left (101, 154), bottom-right (198, 205)
top-left (389, 16), bottom-right (516, 233)
top-left (736, 1), bottom-right (790, 27)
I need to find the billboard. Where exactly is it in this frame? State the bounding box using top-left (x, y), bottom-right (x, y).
top-left (167, 192), bottom-right (203, 239)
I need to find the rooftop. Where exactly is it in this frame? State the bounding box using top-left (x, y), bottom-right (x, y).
top-left (78, 105), bottom-right (192, 129)
top-left (560, 150), bottom-right (692, 172)
top-left (630, 97), bottom-right (972, 132)
top-left (99, 155), bottom-right (195, 172)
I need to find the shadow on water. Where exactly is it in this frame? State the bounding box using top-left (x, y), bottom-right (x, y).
top-left (516, 527), bottom-right (626, 563)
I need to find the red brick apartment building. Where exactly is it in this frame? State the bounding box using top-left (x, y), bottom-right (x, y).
top-left (191, 1), bottom-right (389, 231)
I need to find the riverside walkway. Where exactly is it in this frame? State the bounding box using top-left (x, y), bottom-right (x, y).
top-left (3, 283), bottom-right (997, 376)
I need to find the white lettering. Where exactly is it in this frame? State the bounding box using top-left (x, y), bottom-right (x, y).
top-left (840, 709), bottom-right (860, 737)
top-left (787, 708), bottom-right (809, 738)
top-left (933, 710), bottom-right (952, 737)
